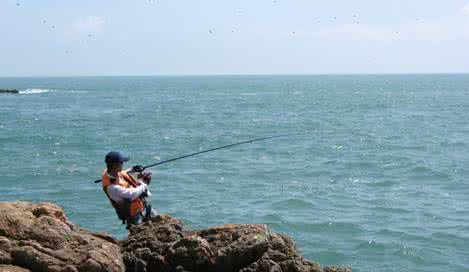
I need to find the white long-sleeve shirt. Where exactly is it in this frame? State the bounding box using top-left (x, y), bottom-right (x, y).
top-left (106, 181), bottom-right (149, 204)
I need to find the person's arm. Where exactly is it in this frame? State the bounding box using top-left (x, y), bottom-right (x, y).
top-left (107, 183), bottom-right (148, 202)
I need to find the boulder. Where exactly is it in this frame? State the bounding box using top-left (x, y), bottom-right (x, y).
top-left (121, 215), bottom-right (351, 272)
top-left (0, 202), bottom-right (125, 272)
top-left (0, 89), bottom-right (19, 94)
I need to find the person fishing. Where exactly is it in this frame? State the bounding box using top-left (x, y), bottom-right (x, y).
top-left (96, 132), bottom-right (315, 228)
top-left (101, 151), bottom-right (157, 227)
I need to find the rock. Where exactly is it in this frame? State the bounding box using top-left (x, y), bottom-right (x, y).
top-left (121, 215), bottom-right (351, 272)
top-left (0, 202), bottom-right (125, 272)
top-left (0, 265), bottom-right (31, 272)
top-left (0, 202), bottom-right (349, 272)
top-left (0, 89), bottom-right (19, 94)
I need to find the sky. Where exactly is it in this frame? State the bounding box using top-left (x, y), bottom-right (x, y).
top-left (0, 0), bottom-right (469, 76)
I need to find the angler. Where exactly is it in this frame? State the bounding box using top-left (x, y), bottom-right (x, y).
top-left (102, 151), bottom-right (157, 228)
top-left (98, 132), bottom-right (317, 228)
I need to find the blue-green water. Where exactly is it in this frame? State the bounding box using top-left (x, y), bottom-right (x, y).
top-left (1, 75), bottom-right (468, 271)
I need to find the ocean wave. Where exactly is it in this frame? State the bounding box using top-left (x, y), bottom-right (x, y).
top-left (271, 198), bottom-right (315, 209)
top-left (19, 89), bottom-right (54, 94)
top-left (281, 220), bottom-right (364, 234)
top-left (407, 166), bottom-right (450, 179)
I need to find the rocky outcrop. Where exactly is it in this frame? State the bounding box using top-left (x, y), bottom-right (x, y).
top-left (0, 202), bottom-right (350, 272)
top-left (0, 202), bottom-right (125, 272)
top-left (0, 89), bottom-right (19, 94)
top-left (121, 215), bottom-right (350, 272)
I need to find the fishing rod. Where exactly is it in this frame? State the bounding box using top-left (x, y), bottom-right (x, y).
top-left (94, 131), bottom-right (318, 183)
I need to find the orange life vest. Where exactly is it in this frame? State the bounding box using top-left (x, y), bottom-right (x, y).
top-left (102, 170), bottom-right (145, 221)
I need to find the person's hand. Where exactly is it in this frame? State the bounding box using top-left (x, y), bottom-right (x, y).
top-left (138, 171), bottom-right (152, 184)
top-left (132, 165), bottom-right (144, 173)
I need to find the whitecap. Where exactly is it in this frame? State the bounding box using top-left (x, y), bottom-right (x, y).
top-left (19, 88), bottom-right (54, 94)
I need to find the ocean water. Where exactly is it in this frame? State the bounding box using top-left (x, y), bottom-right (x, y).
top-left (0, 75), bottom-right (468, 272)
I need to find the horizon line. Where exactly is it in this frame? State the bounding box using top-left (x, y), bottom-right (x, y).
top-left (1, 72), bottom-right (469, 78)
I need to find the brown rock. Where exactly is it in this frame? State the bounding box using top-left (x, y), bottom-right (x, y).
top-left (0, 202), bottom-right (350, 272)
top-left (0, 202), bottom-right (125, 272)
top-left (0, 265), bottom-right (31, 272)
top-left (121, 215), bottom-right (351, 272)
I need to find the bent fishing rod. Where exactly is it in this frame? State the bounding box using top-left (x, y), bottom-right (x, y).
top-left (94, 131), bottom-right (318, 183)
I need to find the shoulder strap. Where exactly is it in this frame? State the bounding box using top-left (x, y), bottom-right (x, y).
top-left (121, 172), bottom-right (139, 187)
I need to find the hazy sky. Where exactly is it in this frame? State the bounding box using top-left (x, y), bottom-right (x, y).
top-left (1, 0), bottom-right (469, 76)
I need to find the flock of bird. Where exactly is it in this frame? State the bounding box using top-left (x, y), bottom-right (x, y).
top-left (12, 1), bottom-right (419, 56)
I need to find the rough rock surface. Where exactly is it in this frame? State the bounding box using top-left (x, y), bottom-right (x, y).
top-left (121, 215), bottom-right (351, 272)
top-left (0, 265), bottom-right (31, 272)
top-left (0, 202), bottom-right (125, 272)
top-left (0, 202), bottom-right (350, 272)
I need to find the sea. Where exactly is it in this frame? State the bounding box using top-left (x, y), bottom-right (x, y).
top-left (0, 75), bottom-right (468, 272)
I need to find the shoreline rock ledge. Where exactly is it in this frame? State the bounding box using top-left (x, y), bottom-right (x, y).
top-left (0, 202), bottom-right (351, 272)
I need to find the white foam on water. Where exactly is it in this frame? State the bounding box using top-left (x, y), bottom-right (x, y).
top-left (19, 89), bottom-right (54, 94)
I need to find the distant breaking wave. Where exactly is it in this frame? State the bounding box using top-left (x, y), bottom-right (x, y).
top-left (19, 89), bottom-right (54, 94)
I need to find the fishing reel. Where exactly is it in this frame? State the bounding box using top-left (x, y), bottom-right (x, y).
top-left (132, 165), bottom-right (152, 185)
top-left (132, 165), bottom-right (145, 173)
